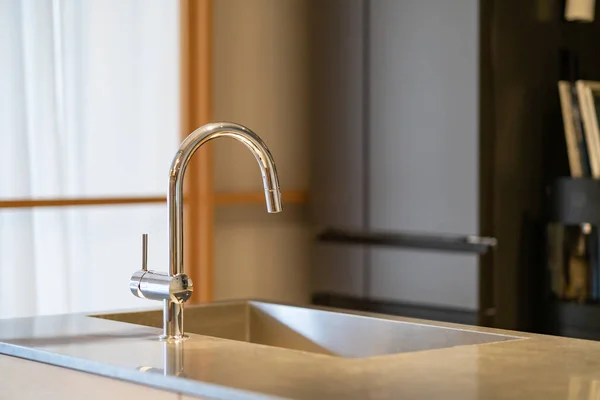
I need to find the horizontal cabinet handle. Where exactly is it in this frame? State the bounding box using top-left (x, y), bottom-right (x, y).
top-left (316, 227), bottom-right (496, 255)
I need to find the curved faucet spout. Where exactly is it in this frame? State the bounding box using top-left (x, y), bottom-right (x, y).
top-left (130, 122), bottom-right (283, 341)
top-left (168, 122), bottom-right (283, 277)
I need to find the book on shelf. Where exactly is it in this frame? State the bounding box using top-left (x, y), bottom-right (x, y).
top-left (559, 81), bottom-right (591, 177)
top-left (576, 80), bottom-right (600, 178)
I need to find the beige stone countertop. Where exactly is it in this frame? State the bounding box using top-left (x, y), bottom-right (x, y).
top-left (0, 301), bottom-right (599, 399)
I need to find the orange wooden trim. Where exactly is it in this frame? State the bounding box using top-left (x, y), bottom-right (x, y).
top-left (181, 0), bottom-right (213, 304)
top-left (0, 190), bottom-right (307, 209)
top-left (0, 196), bottom-right (166, 209)
top-left (215, 190), bottom-right (308, 205)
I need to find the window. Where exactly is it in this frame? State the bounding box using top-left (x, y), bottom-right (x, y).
top-left (0, 0), bottom-right (180, 317)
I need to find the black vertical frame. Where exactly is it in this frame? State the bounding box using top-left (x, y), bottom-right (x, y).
top-left (361, 0), bottom-right (371, 299)
top-left (478, 0), bottom-right (496, 327)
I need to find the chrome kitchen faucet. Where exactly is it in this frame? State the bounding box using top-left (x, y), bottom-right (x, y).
top-left (129, 122), bottom-right (283, 341)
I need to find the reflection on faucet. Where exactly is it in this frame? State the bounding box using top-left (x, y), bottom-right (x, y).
top-left (128, 122), bottom-right (283, 341)
top-left (138, 341), bottom-right (185, 377)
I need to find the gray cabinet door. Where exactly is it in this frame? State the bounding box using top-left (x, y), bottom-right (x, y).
top-left (310, 0), bottom-right (366, 297)
top-left (368, 0), bottom-right (480, 310)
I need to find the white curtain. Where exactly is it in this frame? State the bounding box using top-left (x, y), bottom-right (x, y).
top-left (0, 0), bottom-right (180, 318)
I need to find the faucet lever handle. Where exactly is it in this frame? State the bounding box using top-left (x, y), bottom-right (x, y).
top-left (142, 233), bottom-right (148, 272)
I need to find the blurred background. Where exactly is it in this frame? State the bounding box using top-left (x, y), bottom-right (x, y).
top-left (2, 0), bottom-right (600, 341)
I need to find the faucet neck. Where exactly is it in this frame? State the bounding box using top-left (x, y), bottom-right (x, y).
top-left (167, 122), bottom-right (282, 277)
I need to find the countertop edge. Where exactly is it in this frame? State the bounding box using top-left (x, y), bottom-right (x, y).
top-left (0, 343), bottom-right (285, 400)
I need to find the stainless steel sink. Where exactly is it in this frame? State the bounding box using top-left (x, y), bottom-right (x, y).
top-left (94, 300), bottom-right (520, 358)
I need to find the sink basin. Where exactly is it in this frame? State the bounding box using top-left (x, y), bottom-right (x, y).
top-left (94, 300), bottom-right (520, 358)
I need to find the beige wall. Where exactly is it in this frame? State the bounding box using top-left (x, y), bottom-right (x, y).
top-left (212, 0), bottom-right (310, 303)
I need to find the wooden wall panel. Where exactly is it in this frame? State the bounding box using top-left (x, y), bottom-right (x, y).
top-left (180, 0), bottom-right (213, 303)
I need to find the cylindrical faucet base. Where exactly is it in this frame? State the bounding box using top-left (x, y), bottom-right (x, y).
top-left (160, 299), bottom-right (187, 341)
